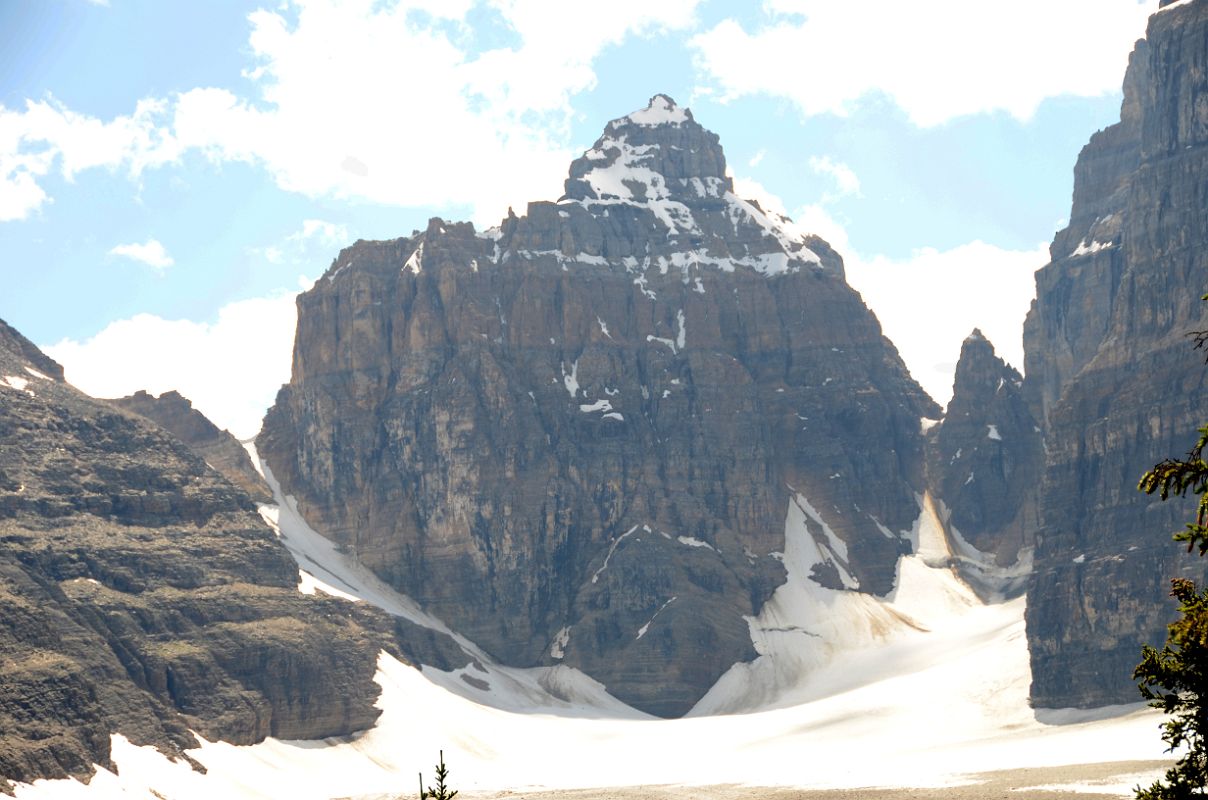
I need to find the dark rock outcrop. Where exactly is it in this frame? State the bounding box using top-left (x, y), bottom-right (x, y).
top-left (0, 320), bottom-right (386, 792)
top-left (1023, 0), bottom-right (1208, 709)
top-left (108, 389), bottom-right (272, 504)
top-left (259, 95), bottom-right (939, 718)
top-left (926, 330), bottom-right (1042, 595)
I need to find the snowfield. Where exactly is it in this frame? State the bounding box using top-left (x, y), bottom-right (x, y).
top-left (11, 447), bottom-right (1173, 800)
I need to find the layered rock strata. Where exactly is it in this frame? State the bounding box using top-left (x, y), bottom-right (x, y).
top-left (925, 330), bottom-right (1042, 597)
top-left (259, 95), bottom-right (940, 717)
top-left (0, 319), bottom-right (388, 792)
top-left (1023, 0), bottom-right (1208, 708)
top-left (109, 389), bottom-right (272, 503)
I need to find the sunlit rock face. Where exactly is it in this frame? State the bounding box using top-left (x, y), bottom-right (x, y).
top-left (109, 389), bottom-right (273, 504)
top-left (0, 318), bottom-right (386, 792)
top-left (1023, 1), bottom-right (1208, 709)
top-left (259, 95), bottom-right (940, 718)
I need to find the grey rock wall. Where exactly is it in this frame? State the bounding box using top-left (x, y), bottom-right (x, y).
top-left (259, 96), bottom-right (939, 718)
top-left (1023, 0), bottom-right (1208, 709)
top-left (926, 331), bottom-right (1042, 596)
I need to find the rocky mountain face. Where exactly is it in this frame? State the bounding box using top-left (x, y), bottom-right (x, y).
top-left (0, 319), bottom-right (395, 792)
top-left (1023, 0), bottom-right (1208, 709)
top-left (925, 330), bottom-right (1042, 597)
top-left (109, 389), bottom-right (272, 504)
top-left (259, 95), bottom-right (940, 717)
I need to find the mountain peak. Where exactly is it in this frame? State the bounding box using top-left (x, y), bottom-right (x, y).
top-left (550, 97), bottom-right (833, 275)
top-left (953, 330), bottom-right (1024, 400)
top-left (613, 94), bottom-right (692, 128)
top-left (564, 95), bottom-right (729, 205)
top-left (0, 317), bottom-right (65, 381)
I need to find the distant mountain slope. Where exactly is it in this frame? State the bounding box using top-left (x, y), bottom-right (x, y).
top-left (108, 389), bottom-right (272, 504)
top-left (259, 94), bottom-right (940, 717)
top-left (1023, 0), bottom-right (1208, 708)
top-left (0, 318), bottom-right (387, 792)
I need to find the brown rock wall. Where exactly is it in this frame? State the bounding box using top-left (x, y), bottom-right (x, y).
top-left (0, 320), bottom-right (387, 792)
top-left (108, 390), bottom-right (272, 504)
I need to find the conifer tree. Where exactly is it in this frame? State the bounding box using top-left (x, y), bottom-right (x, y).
top-left (419, 750), bottom-right (458, 800)
top-left (1134, 312), bottom-right (1208, 799)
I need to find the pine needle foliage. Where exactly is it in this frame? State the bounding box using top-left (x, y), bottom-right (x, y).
top-left (1133, 301), bottom-right (1208, 799)
top-left (1134, 578), bottom-right (1208, 799)
top-left (1138, 424), bottom-right (1208, 557)
top-left (419, 750), bottom-right (458, 800)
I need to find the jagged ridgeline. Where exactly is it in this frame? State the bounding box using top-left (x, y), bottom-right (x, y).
top-left (259, 95), bottom-right (940, 717)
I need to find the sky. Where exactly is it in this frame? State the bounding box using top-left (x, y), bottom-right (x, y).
top-left (0, 0), bottom-right (1164, 438)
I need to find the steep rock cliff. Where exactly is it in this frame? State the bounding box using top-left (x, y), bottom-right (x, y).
top-left (0, 319), bottom-right (386, 792)
top-left (926, 330), bottom-right (1042, 597)
top-left (1024, 0), bottom-right (1208, 709)
top-left (259, 96), bottom-right (940, 717)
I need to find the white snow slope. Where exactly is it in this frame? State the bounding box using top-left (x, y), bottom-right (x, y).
top-left (12, 450), bottom-right (1173, 799)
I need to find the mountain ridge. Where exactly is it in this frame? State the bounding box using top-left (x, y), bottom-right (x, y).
top-left (0, 318), bottom-right (467, 792)
top-left (259, 93), bottom-right (940, 717)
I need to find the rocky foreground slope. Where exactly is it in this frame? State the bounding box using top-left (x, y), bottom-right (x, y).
top-left (259, 95), bottom-right (941, 717)
top-left (0, 319), bottom-right (459, 792)
top-left (1023, 0), bottom-right (1208, 708)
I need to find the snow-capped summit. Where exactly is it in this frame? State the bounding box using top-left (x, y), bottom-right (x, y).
top-left (262, 97), bottom-right (940, 718)
top-left (614, 93), bottom-right (692, 128)
top-left (557, 94), bottom-right (827, 275)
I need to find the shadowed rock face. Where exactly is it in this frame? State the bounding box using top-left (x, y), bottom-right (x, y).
top-left (926, 330), bottom-right (1042, 596)
top-left (0, 319), bottom-right (387, 793)
top-left (1023, 1), bottom-right (1208, 709)
top-left (259, 95), bottom-right (939, 717)
top-left (108, 389), bottom-right (272, 504)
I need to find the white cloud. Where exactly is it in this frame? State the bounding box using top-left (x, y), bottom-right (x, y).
top-left (1, 0), bottom-right (702, 228)
top-left (0, 105), bottom-right (58, 221)
top-left (464, 0), bottom-right (698, 118)
top-left (0, 162), bottom-right (50, 221)
top-left (292, 219), bottom-right (348, 249)
top-left (792, 202), bottom-right (851, 254)
top-left (691, 0), bottom-right (1156, 126)
top-left (844, 241), bottom-right (1048, 407)
top-left (253, 218), bottom-right (351, 266)
top-left (44, 290), bottom-right (303, 439)
top-left (109, 239), bottom-right (174, 270)
top-left (195, 0), bottom-right (699, 224)
top-left (809, 155), bottom-right (861, 198)
top-left (0, 96), bottom-right (175, 221)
